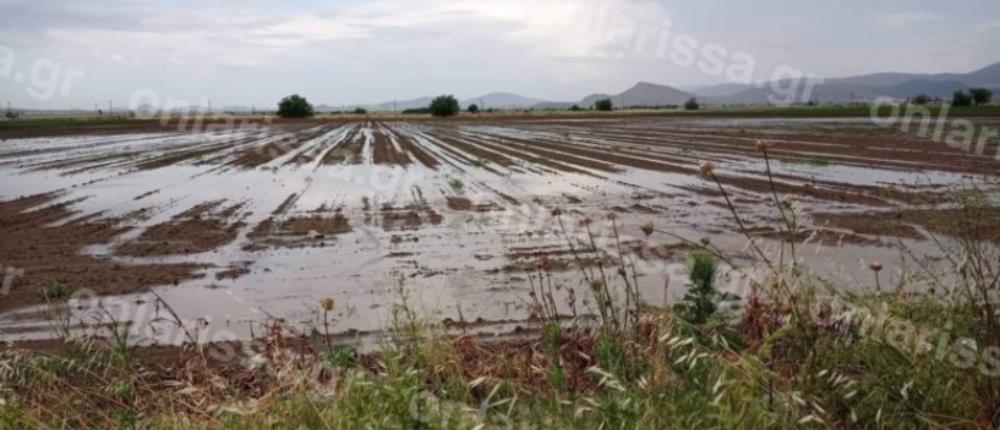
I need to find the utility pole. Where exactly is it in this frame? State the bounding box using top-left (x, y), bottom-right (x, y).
top-left (108, 100), bottom-right (113, 115)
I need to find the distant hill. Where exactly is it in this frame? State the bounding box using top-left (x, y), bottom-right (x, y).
top-left (694, 61), bottom-right (1000, 104)
top-left (580, 82), bottom-right (695, 108)
top-left (347, 61), bottom-right (1000, 112)
top-left (358, 96), bottom-right (434, 112)
top-left (461, 92), bottom-right (544, 109)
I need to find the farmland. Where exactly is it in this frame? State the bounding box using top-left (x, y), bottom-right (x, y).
top-left (1, 115), bottom-right (998, 343)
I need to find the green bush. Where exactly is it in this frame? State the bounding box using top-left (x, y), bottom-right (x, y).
top-left (673, 252), bottom-right (738, 325)
top-left (353, 107), bottom-right (368, 115)
top-left (467, 104), bottom-right (479, 114)
top-left (429, 95), bottom-right (460, 117)
top-left (277, 94), bottom-right (314, 118)
top-left (952, 90), bottom-right (973, 107)
top-left (969, 88), bottom-right (993, 106)
top-left (684, 97), bottom-right (700, 111)
top-left (912, 94), bottom-right (931, 105)
top-left (594, 99), bottom-right (613, 111)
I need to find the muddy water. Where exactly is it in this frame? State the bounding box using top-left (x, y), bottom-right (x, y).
top-left (0, 118), bottom-right (996, 344)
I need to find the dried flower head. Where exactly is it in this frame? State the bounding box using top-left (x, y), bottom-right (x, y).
top-left (607, 212), bottom-right (618, 221)
top-left (640, 222), bottom-right (654, 236)
top-left (578, 216), bottom-right (592, 227)
top-left (551, 208), bottom-right (563, 217)
top-left (869, 261), bottom-right (883, 272)
top-left (589, 279), bottom-right (604, 291)
top-left (536, 255), bottom-right (553, 271)
top-left (755, 139), bottom-right (771, 152)
top-left (321, 297), bottom-right (335, 311)
top-left (699, 161), bottom-right (715, 176)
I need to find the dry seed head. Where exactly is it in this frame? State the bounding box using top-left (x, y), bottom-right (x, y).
top-left (869, 261), bottom-right (883, 272)
top-left (640, 222), bottom-right (654, 236)
top-left (551, 208), bottom-right (563, 216)
top-left (321, 297), bottom-right (335, 311)
top-left (578, 216), bottom-right (592, 227)
top-left (536, 255), bottom-right (553, 271)
top-left (589, 279), bottom-right (604, 291)
top-left (699, 161), bottom-right (715, 176)
top-left (755, 139), bottom-right (771, 152)
top-left (606, 212), bottom-right (618, 221)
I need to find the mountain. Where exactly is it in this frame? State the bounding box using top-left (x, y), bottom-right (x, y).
top-left (358, 96), bottom-right (434, 112)
top-left (350, 62), bottom-right (1000, 112)
top-left (694, 61), bottom-right (1000, 104)
top-left (580, 82), bottom-right (695, 108)
top-left (461, 92), bottom-right (544, 109)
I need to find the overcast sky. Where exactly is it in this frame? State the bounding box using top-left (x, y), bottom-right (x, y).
top-left (2, 0), bottom-right (999, 109)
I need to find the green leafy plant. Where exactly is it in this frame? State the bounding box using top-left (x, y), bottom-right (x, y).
top-left (429, 95), bottom-right (460, 117)
top-left (594, 98), bottom-right (613, 111)
top-left (969, 88), bottom-right (993, 106)
top-left (952, 90), bottom-right (973, 107)
top-left (277, 94), bottom-right (314, 118)
top-left (684, 97), bottom-right (700, 111)
top-left (42, 280), bottom-right (69, 301)
top-left (912, 94), bottom-right (931, 105)
top-left (673, 252), bottom-right (738, 325)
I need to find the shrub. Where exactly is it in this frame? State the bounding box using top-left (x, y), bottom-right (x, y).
top-left (569, 104), bottom-right (582, 112)
top-left (969, 88), bottom-right (993, 106)
top-left (353, 107), bottom-right (368, 115)
top-left (277, 94), bottom-right (314, 118)
top-left (594, 99), bottom-right (613, 111)
top-left (467, 104), bottom-right (479, 114)
top-left (912, 94), bottom-right (931, 105)
top-left (673, 252), bottom-right (738, 325)
top-left (684, 97), bottom-right (700, 111)
top-left (429, 95), bottom-right (460, 117)
top-left (952, 90), bottom-right (973, 107)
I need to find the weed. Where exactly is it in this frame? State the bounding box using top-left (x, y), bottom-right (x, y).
top-left (673, 252), bottom-right (739, 326)
top-left (42, 280), bottom-right (69, 301)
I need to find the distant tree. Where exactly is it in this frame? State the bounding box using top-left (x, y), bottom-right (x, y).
top-left (569, 104), bottom-right (582, 112)
top-left (912, 94), bottom-right (932, 105)
top-left (429, 95), bottom-right (460, 117)
top-left (353, 107), bottom-right (368, 115)
top-left (467, 104), bottom-right (479, 114)
top-left (969, 88), bottom-right (993, 106)
top-left (684, 97), bottom-right (700, 111)
top-left (952, 90), bottom-right (973, 107)
top-left (277, 94), bottom-right (314, 118)
top-left (594, 98), bottom-right (613, 111)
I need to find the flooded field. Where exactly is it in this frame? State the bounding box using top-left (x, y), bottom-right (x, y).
top-left (2, 116), bottom-right (998, 343)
